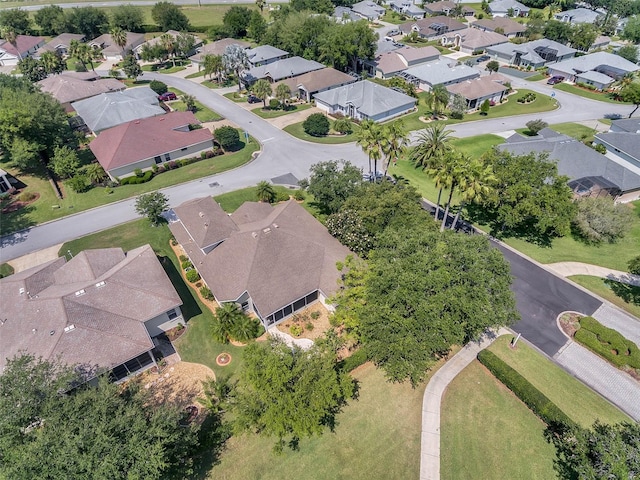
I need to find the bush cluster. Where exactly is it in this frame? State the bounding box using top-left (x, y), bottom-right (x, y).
top-left (340, 348), bottom-right (368, 372)
top-left (214, 126), bottom-right (241, 151)
top-left (576, 82), bottom-right (597, 91)
top-left (186, 269), bottom-right (200, 283)
top-left (477, 350), bottom-right (574, 426)
top-left (120, 171), bottom-right (153, 185)
top-left (181, 260), bottom-right (193, 269)
top-left (199, 286), bottom-right (215, 301)
top-left (303, 113), bottom-right (330, 137)
top-left (516, 92), bottom-right (537, 103)
top-left (575, 316), bottom-right (640, 369)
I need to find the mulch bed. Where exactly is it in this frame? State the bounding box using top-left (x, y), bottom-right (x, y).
top-left (1, 192), bottom-right (40, 214)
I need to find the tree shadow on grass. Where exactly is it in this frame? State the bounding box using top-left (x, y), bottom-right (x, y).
top-left (159, 255), bottom-right (202, 322)
top-left (0, 204), bottom-right (37, 240)
top-left (187, 414), bottom-right (232, 480)
top-left (604, 279), bottom-right (640, 306)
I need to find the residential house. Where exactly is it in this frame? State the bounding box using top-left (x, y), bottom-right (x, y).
top-left (189, 38), bottom-right (251, 65)
top-left (594, 131), bottom-right (640, 172)
top-left (446, 73), bottom-right (510, 109)
top-left (457, 27), bottom-right (509, 54)
top-left (135, 30), bottom-right (201, 59)
top-left (274, 67), bottom-right (357, 102)
top-left (333, 6), bottom-right (362, 23)
top-left (89, 111), bottom-right (214, 180)
top-left (243, 56), bottom-right (324, 85)
top-left (314, 80), bottom-right (417, 122)
top-left (488, 0), bottom-right (530, 17)
top-left (609, 117), bottom-right (640, 133)
top-left (399, 16), bottom-right (467, 41)
top-left (169, 197), bottom-right (353, 328)
top-left (501, 128), bottom-right (640, 203)
top-left (351, 0), bottom-right (386, 20)
top-left (423, 1), bottom-right (475, 17)
top-left (390, 0), bottom-right (426, 19)
top-left (472, 17), bottom-right (526, 38)
top-left (0, 245), bottom-right (184, 382)
top-left (367, 45), bottom-right (440, 78)
top-left (0, 35), bottom-right (45, 66)
top-left (38, 72), bottom-right (125, 111)
top-left (72, 87), bottom-right (165, 134)
top-left (554, 7), bottom-right (602, 24)
top-left (486, 39), bottom-right (577, 68)
top-left (246, 45), bottom-right (289, 67)
top-left (90, 32), bottom-right (145, 61)
top-left (402, 59), bottom-right (480, 90)
top-left (34, 33), bottom-right (85, 58)
top-left (590, 35), bottom-right (611, 52)
top-left (546, 52), bottom-right (639, 89)
top-left (0, 168), bottom-right (14, 193)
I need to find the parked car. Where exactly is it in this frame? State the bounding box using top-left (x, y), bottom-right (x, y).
top-left (387, 29), bottom-right (401, 36)
top-left (247, 94), bottom-right (261, 104)
top-left (476, 55), bottom-right (491, 63)
top-left (547, 75), bottom-right (565, 85)
top-left (362, 171), bottom-right (384, 182)
top-left (158, 92), bottom-right (177, 101)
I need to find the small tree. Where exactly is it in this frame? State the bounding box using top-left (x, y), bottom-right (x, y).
top-left (333, 118), bottom-right (353, 134)
top-left (620, 83), bottom-right (640, 118)
top-left (50, 145), bottom-right (80, 179)
top-left (629, 255), bottom-right (640, 275)
top-left (149, 80), bottom-right (168, 95)
top-left (275, 83), bottom-right (291, 108)
top-left (480, 99), bottom-right (490, 115)
top-left (214, 126), bottom-right (240, 151)
top-left (486, 60), bottom-right (500, 73)
top-left (256, 180), bottom-right (276, 203)
top-left (571, 197), bottom-right (634, 244)
top-left (616, 45), bottom-right (638, 64)
top-left (121, 54), bottom-right (141, 79)
top-left (134, 191), bottom-right (169, 226)
top-left (525, 119), bottom-right (548, 135)
top-left (252, 79), bottom-right (272, 109)
top-left (448, 93), bottom-right (466, 119)
top-left (303, 113), bottom-right (330, 137)
top-left (182, 94), bottom-right (196, 112)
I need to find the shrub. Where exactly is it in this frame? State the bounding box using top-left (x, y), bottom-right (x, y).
top-left (181, 260), bottom-right (193, 269)
top-left (574, 316), bottom-right (640, 369)
top-left (179, 255), bottom-right (188, 262)
top-left (151, 164), bottom-right (158, 173)
top-left (571, 197), bottom-right (634, 244)
top-left (134, 168), bottom-right (143, 178)
top-left (269, 98), bottom-right (280, 109)
top-left (480, 99), bottom-right (490, 115)
top-left (199, 286), bottom-right (215, 300)
top-left (120, 171), bottom-right (153, 185)
top-left (185, 269), bottom-right (200, 283)
top-left (305, 321), bottom-right (314, 331)
top-left (149, 80), bottom-right (168, 95)
top-left (75, 62), bottom-right (87, 72)
top-left (167, 160), bottom-right (178, 170)
top-left (310, 311), bottom-right (321, 320)
top-left (303, 113), bottom-right (330, 137)
top-left (333, 118), bottom-right (353, 134)
top-left (629, 255), bottom-right (640, 275)
top-left (341, 348), bottom-right (368, 372)
top-left (449, 111), bottom-right (463, 119)
top-left (293, 190), bottom-right (305, 201)
top-left (18, 191), bottom-right (37, 202)
top-left (594, 143), bottom-right (606, 154)
top-left (290, 324), bottom-right (303, 337)
top-left (67, 175), bottom-right (90, 193)
top-left (214, 126), bottom-right (240, 151)
top-left (477, 350), bottom-right (575, 426)
top-left (275, 190), bottom-right (290, 202)
top-left (525, 119), bottom-right (548, 135)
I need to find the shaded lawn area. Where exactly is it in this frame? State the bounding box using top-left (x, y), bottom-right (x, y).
top-left (251, 103), bottom-right (312, 119)
top-left (283, 121), bottom-right (360, 144)
top-left (121, 79), bottom-right (150, 88)
top-left (441, 361), bottom-right (556, 480)
top-left (204, 356), bottom-right (456, 480)
top-left (141, 63), bottom-right (187, 74)
top-left (58, 219), bottom-right (244, 379)
top-left (185, 70), bottom-right (206, 79)
top-left (223, 92), bottom-right (248, 102)
top-left (554, 83), bottom-right (632, 104)
top-left (0, 141), bottom-right (258, 235)
top-left (488, 336), bottom-right (631, 426)
top-left (569, 275), bottom-right (640, 318)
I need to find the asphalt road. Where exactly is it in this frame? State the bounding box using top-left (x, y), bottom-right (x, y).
top-left (9, 0), bottom-right (287, 11)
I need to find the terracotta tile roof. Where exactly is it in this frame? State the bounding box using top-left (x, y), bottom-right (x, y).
top-left (0, 245), bottom-right (182, 374)
top-left (89, 111), bottom-right (213, 172)
top-left (38, 75), bottom-right (125, 105)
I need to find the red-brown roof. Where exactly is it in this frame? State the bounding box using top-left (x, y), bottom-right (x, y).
top-left (89, 111), bottom-right (213, 171)
top-left (0, 35), bottom-right (45, 56)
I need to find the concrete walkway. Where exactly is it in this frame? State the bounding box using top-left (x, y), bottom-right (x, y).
top-left (420, 328), bottom-right (509, 480)
top-left (266, 326), bottom-right (314, 350)
top-left (547, 261), bottom-right (640, 287)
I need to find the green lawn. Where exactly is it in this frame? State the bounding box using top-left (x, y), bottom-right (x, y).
top-left (525, 73), bottom-right (547, 82)
top-left (554, 83), bottom-right (632, 104)
top-left (0, 139), bottom-right (257, 235)
top-left (185, 70), bottom-right (207, 79)
top-left (569, 275), bottom-right (640, 318)
top-left (0, 263), bottom-right (14, 278)
top-left (488, 336), bottom-right (631, 427)
top-left (441, 360), bottom-right (557, 480)
top-left (170, 100), bottom-right (222, 123)
top-left (380, 12), bottom-right (406, 24)
top-left (58, 219), bottom-right (245, 379)
top-left (223, 92), bottom-right (248, 103)
top-left (251, 103), bottom-right (312, 119)
top-left (141, 63), bottom-right (187, 74)
top-left (283, 121), bottom-right (360, 144)
top-left (549, 122), bottom-right (599, 143)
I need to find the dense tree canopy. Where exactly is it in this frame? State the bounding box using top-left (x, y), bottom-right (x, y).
top-left (110, 4), bottom-right (145, 32)
top-left (152, 2), bottom-right (190, 31)
top-left (307, 160), bottom-right (362, 214)
top-left (65, 7), bottom-right (109, 39)
top-left (34, 5), bottom-right (67, 36)
top-left (135, 192), bottom-right (169, 226)
top-left (623, 14), bottom-right (640, 42)
top-left (0, 9), bottom-right (31, 34)
top-left (571, 197), bottom-right (634, 244)
top-left (233, 339), bottom-right (356, 452)
top-left (0, 355), bottom-right (200, 480)
top-left (223, 6), bottom-right (253, 38)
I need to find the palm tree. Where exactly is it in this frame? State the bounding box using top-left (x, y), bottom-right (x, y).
top-left (212, 302), bottom-right (245, 343)
top-left (356, 120), bottom-right (383, 178)
top-left (182, 94), bottom-right (196, 112)
top-left (198, 376), bottom-right (234, 413)
top-left (381, 120), bottom-right (408, 176)
top-left (253, 79), bottom-right (272, 109)
top-left (40, 51), bottom-right (63, 75)
top-left (70, 40), bottom-right (96, 73)
top-left (84, 163), bottom-right (107, 184)
top-left (1, 27), bottom-right (20, 60)
top-left (229, 315), bottom-right (262, 343)
top-left (256, 180), bottom-right (275, 203)
top-left (110, 26), bottom-right (127, 59)
top-left (203, 54), bottom-right (224, 82)
top-left (435, 151), bottom-right (464, 232)
top-left (275, 83), bottom-right (291, 109)
top-left (160, 33), bottom-right (176, 67)
top-left (409, 124), bottom-right (454, 220)
top-left (451, 158), bottom-right (495, 231)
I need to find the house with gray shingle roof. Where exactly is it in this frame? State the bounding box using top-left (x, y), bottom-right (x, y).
top-left (243, 56), bottom-right (324, 85)
top-left (313, 80), bottom-right (417, 122)
top-left (609, 118), bottom-right (640, 133)
top-left (0, 244), bottom-right (183, 382)
top-left (486, 38), bottom-right (576, 68)
top-left (90, 32), bottom-right (145, 61)
top-left (189, 38), bottom-right (251, 65)
top-left (389, 0), bottom-right (426, 19)
top-left (399, 16), bottom-right (466, 41)
top-left (546, 52), bottom-right (640, 85)
top-left (169, 198), bottom-right (352, 328)
top-left (422, 1), bottom-right (475, 17)
top-left (333, 6), bottom-right (362, 23)
top-left (446, 73), bottom-right (510, 110)
top-left (501, 128), bottom-right (640, 203)
top-left (457, 27), bottom-right (509, 54)
top-left (351, 0), bottom-right (386, 20)
top-left (246, 45), bottom-right (289, 66)
top-left (554, 7), bottom-right (602, 24)
top-left (594, 132), bottom-right (640, 183)
top-left (38, 72), bottom-right (125, 110)
top-left (274, 67), bottom-right (357, 102)
top-left (368, 45), bottom-right (440, 78)
top-left (402, 60), bottom-right (480, 90)
top-left (488, 0), bottom-right (530, 17)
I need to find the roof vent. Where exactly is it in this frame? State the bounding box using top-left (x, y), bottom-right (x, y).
top-left (273, 223), bottom-right (279, 228)
top-left (19, 287), bottom-right (25, 295)
top-left (75, 289), bottom-right (86, 296)
top-left (49, 330), bottom-right (55, 336)
top-left (252, 232), bottom-right (258, 238)
top-left (95, 281), bottom-right (106, 288)
top-left (32, 328), bottom-right (37, 333)
top-left (64, 325), bottom-right (76, 333)
top-left (263, 227), bottom-right (271, 234)
top-left (199, 212), bottom-right (205, 217)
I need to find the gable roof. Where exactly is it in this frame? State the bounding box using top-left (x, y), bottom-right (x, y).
top-left (459, 27), bottom-right (509, 50)
top-left (0, 35), bottom-right (45, 56)
top-left (555, 7), bottom-right (601, 23)
top-left (189, 38), bottom-right (251, 62)
top-left (38, 74), bottom-right (125, 105)
top-left (488, 0), bottom-right (530, 13)
top-left (90, 32), bottom-right (145, 56)
top-left (89, 111), bottom-right (212, 171)
top-left (473, 17), bottom-right (527, 35)
top-left (246, 45), bottom-right (288, 64)
top-left (333, 6), bottom-right (362, 22)
top-left (399, 16), bottom-right (467, 37)
top-left (549, 51), bottom-right (640, 78)
top-left (487, 38), bottom-right (577, 64)
top-left (575, 70), bottom-right (614, 84)
top-left (0, 245), bottom-right (182, 375)
top-left (245, 56), bottom-right (324, 82)
top-left (404, 60), bottom-right (480, 86)
top-left (35, 33), bottom-right (85, 56)
top-left (352, 0), bottom-right (386, 18)
top-left (374, 45), bottom-right (440, 75)
top-left (313, 80), bottom-right (416, 116)
top-left (500, 129), bottom-right (640, 193)
top-left (595, 132), bottom-right (640, 164)
top-left (423, 1), bottom-right (474, 14)
top-left (610, 118), bottom-right (640, 133)
top-left (275, 67), bottom-right (357, 94)
top-left (72, 87), bottom-right (164, 133)
top-left (446, 73), bottom-right (509, 100)
top-left (173, 196), bottom-right (238, 250)
top-left (136, 30), bottom-right (199, 52)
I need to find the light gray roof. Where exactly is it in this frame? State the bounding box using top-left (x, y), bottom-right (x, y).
top-left (245, 56), bottom-right (324, 82)
top-left (488, 0), bottom-right (530, 13)
top-left (352, 0), bottom-right (385, 18)
top-left (405, 4), bottom-right (426, 14)
top-left (403, 60), bottom-right (480, 86)
top-left (500, 128), bottom-right (640, 193)
top-left (313, 80), bottom-right (416, 117)
top-left (610, 118), bottom-right (640, 133)
top-left (71, 87), bottom-right (164, 133)
top-left (554, 8), bottom-right (601, 24)
top-left (575, 70), bottom-right (614, 84)
top-left (595, 132), bottom-right (640, 163)
top-left (0, 245), bottom-right (182, 375)
top-left (487, 38), bottom-right (577, 64)
top-left (189, 38), bottom-right (251, 63)
top-left (549, 52), bottom-right (640, 78)
top-left (333, 6), bottom-right (361, 22)
top-left (246, 45), bottom-right (288, 65)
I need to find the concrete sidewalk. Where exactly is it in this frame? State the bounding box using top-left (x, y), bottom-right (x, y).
top-left (547, 261), bottom-right (640, 287)
top-left (420, 328), bottom-right (509, 480)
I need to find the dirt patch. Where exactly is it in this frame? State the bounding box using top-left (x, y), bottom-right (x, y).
top-left (276, 303), bottom-right (331, 341)
top-left (559, 312), bottom-right (582, 338)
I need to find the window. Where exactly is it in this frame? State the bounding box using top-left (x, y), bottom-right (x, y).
top-left (164, 153), bottom-right (171, 162)
top-left (283, 304), bottom-right (293, 317)
top-left (181, 147), bottom-right (188, 151)
top-left (154, 156), bottom-right (162, 164)
top-left (293, 298), bottom-right (306, 311)
top-left (305, 291), bottom-right (318, 304)
top-left (167, 309), bottom-right (178, 320)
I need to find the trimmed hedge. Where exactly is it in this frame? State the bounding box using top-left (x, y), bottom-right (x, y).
top-left (341, 348), bottom-right (368, 372)
top-left (575, 316), bottom-right (640, 369)
top-left (477, 350), bottom-right (574, 426)
top-left (120, 171), bottom-right (153, 185)
top-left (185, 270), bottom-right (200, 283)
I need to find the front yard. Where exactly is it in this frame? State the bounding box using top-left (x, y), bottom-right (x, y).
top-left (283, 121), bottom-right (361, 144)
top-left (554, 83), bottom-right (632, 105)
top-left (251, 103), bottom-right (312, 119)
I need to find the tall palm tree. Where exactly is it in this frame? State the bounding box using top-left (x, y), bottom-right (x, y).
top-left (70, 40), bottom-right (96, 73)
top-left (409, 124), bottom-right (454, 220)
top-left (381, 120), bottom-right (407, 177)
top-left (110, 27), bottom-right (127, 59)
top-left (203, 53), bottom-right (224, 82)
top-left (160, 33), bottom-right (176, 67)
top-left (451, 158), bottom-right (495, 231)
top-left (1, 27), bottom-right (20, 60)
top-left (356, 120), bottom-right (383, 178)
top-left (275, 83), bottom-right (291, 109)
top-left (436, 151), bottom-right (464, 232)
top-left (40, 51), bottom-right (63, 75)
top-left (212, 302), bottom-right (245, 343)
top-left (252, 79), bottom-right (272, 109)
top-left (256, 180), bottom-right (275, 203)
